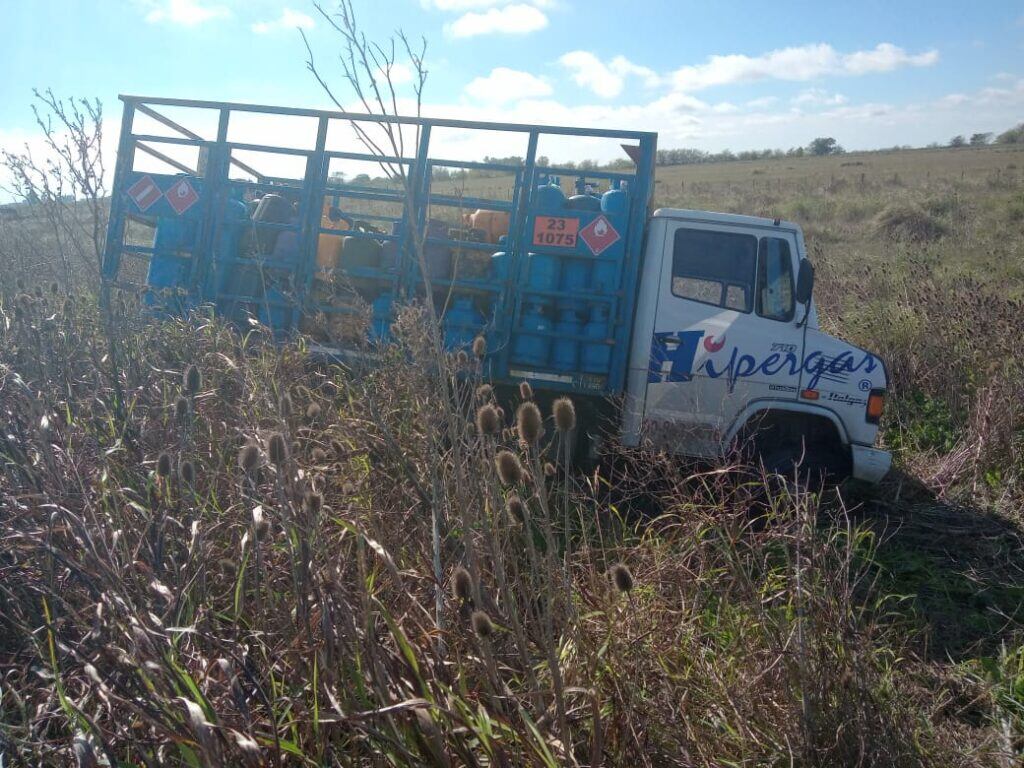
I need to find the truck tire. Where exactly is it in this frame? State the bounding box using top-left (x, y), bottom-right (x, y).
top-left (760, 442), bottom-right (846, 491)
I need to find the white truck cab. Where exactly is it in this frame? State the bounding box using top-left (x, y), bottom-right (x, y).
top-left (621, 209), bottom-right (891, 483)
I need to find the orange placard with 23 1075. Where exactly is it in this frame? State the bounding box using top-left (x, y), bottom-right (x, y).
top-left (532, 216), bottom-right (580, 248)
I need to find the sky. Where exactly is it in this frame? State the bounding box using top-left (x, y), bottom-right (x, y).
top-left (1, 0), bottom-right (1023, 177)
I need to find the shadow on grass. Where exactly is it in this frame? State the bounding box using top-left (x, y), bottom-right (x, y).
top-left (848, 468), bottom-right (1024, 661)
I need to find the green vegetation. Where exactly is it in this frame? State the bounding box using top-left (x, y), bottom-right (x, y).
top-left (1, 134), bottom-right (1023, 765)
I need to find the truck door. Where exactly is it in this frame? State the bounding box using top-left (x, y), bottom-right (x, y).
top-left (642, 221), bottom-right (803, 457)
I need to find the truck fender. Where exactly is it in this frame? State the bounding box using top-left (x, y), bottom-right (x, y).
top-left (722, 400), bottom-right (850, 454)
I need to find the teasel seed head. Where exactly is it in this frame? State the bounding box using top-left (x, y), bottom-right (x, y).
top-left (452, 566), bottom-right (473, 602)
top-left (174, 395), bottom-right (189, 421)
top-left (494, 450), bottom-right (523, 486)
top-left (516, 401), bottom-right (543, 446)
top-left (303, 491), bottom-right (323, 516)
top-left (610, 563), bottom-right (634, 593)
top-left (156, 452), bottom-right (173, 479)
top-left (553, 397), bottom-right (576, 433)
top-left (472, 335), bottom-right (487, 358)
top-left (178, 459), bottom-right (196, 487)
top-left (471, 610), bottom-right (494, 639)
top-left (305, 402), bottom-right (322, 423)
top-left (50, 281), bottom-right (59, 295)
top-left (266, 432), bottom-right (289, 466)
top-left (278, 392), bottom-right (293, 418)
top-left (475, 383), bottom-right (494, 402)
top-left (519, 380), bottom-right (533, 401)
top-left (475, 404), bottom-right (500, 437)
top-left (506, 493), bottom-right (526, 523)
top-left (182, 364), bottom-right (202, 396)
top-left (238, 440), bottom-right (262, 473)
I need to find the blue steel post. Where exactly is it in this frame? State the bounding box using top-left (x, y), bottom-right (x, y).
top-left (407, 124), bottom-right (432, 300)
top-left (101, 99), bottom-right (138, 301)
top-left (607, 133), bottom-right (658, 392)
top-left (494, 129), bottom-right (538, 381)
top-left (297, 116), bottom-right (330, 329)
top-left (190, 108), bottom-right (230, 306)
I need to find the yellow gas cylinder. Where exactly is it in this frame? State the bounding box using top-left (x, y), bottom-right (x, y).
top-left (316, 209), bottom-right (350, 278)
top-left (469, 209), bottom-right (510, 244)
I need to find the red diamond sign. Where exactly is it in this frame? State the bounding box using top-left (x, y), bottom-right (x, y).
top-left (126, 175), bottom-right (163, 212)
top-left (579, 215), bottom-right (620, 256)
top-left (165, 178), bottom-right (200, 215)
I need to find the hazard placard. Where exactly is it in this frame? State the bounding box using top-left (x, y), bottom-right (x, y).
top-left (532, 216), bottom-right (579, 248)
top-left (126, 175), bottom-right (162, 212)
top-left (579, 215), bottom-right (620, 256)
top-left (165, 178), bottom-right (200, 215)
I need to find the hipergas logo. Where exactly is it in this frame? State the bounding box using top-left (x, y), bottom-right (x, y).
top-left (649, 330), bottom-right (879, 393)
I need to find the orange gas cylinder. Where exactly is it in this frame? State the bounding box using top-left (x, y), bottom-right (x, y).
top-left (469, 209), bottom-right (510, 244)
top-left (316, 208), bottom-right (350, 277)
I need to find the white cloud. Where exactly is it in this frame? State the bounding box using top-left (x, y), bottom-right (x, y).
top-left (464, 67), bottom-right (552, 103)
top-left (559, 51), bottom-right (660, 98)
top-left (792, 88), bottom-right (848, 106)
top-left (382, 63), bottom-right (414, 86)
top-left (144, 0), bottom-right (229, 25)
top-left (671, 42), bottom-right (938, 92)
top-left (842, 43), bottom-right (937, 74)
top-left (445, 4), bottom-right (548, 38)
top-left (251, 7), bottom-right (315, 34)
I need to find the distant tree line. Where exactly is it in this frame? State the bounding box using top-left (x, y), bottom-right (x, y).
top-left (947, 124), bottom-right (1023, 148)
top-left (331, 122), bottom-right (1024, 184)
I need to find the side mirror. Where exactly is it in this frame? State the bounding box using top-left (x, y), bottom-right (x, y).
top-left (795, 259), bottom-right (815, 305)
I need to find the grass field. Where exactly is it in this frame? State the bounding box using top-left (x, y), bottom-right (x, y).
top-left (1, 141), bottom-right (1022, 766)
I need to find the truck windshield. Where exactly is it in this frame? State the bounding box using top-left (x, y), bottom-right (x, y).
top-left (671, 228), bottom-right (757, 312)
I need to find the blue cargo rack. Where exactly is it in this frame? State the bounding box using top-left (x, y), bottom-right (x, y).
top-left (101, 95), bottom-right (657, 397)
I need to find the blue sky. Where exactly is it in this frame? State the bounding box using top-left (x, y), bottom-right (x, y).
top-left (1, 0), bottom-right (1023, 164)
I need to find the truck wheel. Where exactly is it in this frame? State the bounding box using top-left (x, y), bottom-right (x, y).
top-left (760, 443), bottom-right (845, 491)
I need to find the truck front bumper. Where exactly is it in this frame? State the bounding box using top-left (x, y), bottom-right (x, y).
top-left (850, 444), bottom-right (892, 484)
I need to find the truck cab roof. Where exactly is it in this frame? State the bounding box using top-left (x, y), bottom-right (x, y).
top-left (652, 207), bottom-right (802, 234)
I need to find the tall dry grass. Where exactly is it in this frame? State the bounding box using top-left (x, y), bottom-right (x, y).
top-left (0, 293), bottom-right (1017, 766)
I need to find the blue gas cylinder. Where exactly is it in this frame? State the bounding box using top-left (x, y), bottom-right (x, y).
top-left (490, 235), bottom-right (510, 282)
top-left (444, 297), bottom-right (484, 349)
top-left (259, 287), bottom-right (294, 333)
top-left (370, 292), bottom-right (393, 342)
top-left (512, 301), bottom-right (551, 367)
top-left (582, 304), bottom-right (611, 373)
top-left (146, 216), bottom-right (198, 309)
top-left (552, 305), bottom-right (582, 372)
top-left (567, 177), bottom-right (601, 211)
top-left (214, 198), bottom-right (248, 294)
top-left (591, 258), bottom-right (619, 294)
top-left (536, 182), bottom-right (566, 211)
top-left (560, 258), bottom-right (589, 293)
top-left (601, 185), bottom-right (628, 217)
top-left (422, 218), bottom-right (452, 279)
top-left (380, 221), bottom-right (403, 270)
top-left (527, 252), bottom-right (559, 291)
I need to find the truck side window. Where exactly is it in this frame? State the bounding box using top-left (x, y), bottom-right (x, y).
top-left (756, 237), bottom-right (795, 322)
top-left (671, 228), bottom-right (757, 313)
